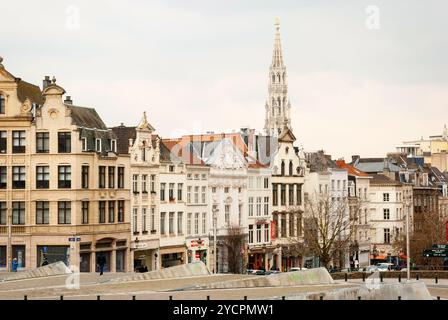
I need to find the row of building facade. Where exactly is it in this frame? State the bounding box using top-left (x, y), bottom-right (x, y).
top-left (1, 21), bottom-right (447, 273)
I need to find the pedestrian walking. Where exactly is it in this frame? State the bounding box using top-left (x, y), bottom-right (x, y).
top-left (97, 254), bottom-right (106, 275)
top-left (11, 258), bottom-right (18, 272)
top-left (354, 259), bottom-right (359, 270)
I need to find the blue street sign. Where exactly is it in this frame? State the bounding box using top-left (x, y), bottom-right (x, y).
top-left (76, 237), bottom-right (81, 242)
top-left (43, 246), bottom-right (47, 253)
top-left (68, 237), bottom-right (76, 242)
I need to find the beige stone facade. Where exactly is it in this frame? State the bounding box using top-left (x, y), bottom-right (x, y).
top-left (0, 62), bottom-right (131, 272)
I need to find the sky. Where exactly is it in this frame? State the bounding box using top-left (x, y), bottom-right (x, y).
top-left (1, 0), bottom-right (447, 160)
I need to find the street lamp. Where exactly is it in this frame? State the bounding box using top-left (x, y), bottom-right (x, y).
top-left (212, 207), bottom-right (218, 274)
top-left (405, 199), bottom-right (411, 281)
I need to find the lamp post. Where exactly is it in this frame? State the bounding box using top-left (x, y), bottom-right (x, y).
top-left (212, 207), bottom-right (218, 274)
top-left (405, 199), bottom-right (411, 281)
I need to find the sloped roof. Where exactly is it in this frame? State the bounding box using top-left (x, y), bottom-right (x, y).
top-left (110, 125), bottom-right (136, 154)
top-left (17, 79), bottom-right (43, 105)
top-left (67, 105), bottom-right (108, 129)
top-left (370, 174), bottom-right (402, 186)
top-left (335, 160), bottom-right (370, 177)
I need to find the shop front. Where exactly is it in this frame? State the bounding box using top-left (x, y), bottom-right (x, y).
top-left (186, 238), bottom-right (208, 266)
top-left (160, 246), bottom-right (186, 268)
top-left (132, 238), bottom-right (159, 272)
top-left (36, 245), bottom-right (69, 267)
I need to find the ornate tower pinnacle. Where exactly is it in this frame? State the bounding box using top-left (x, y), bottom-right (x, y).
top-left (264, 18), bottom-right (292, 136)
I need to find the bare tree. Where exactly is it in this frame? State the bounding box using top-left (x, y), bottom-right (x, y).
top-left (222, 225), bottom-right (247, 273)
top-left (303, 193), bottom-right (361, 268)
top-left (394, 209), bottom-right (446, 268)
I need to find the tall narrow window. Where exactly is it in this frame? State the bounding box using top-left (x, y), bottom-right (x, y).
top-left (108, 201), bottom-right (115, 223)
top-left (256, 197), bottom-right (262, 216)
top-left (169, 183), bottom-right (175, 201)
top-left (150, 175), bottom-right (155, 192)
top-left (36, 201), bottom-right (49, 224)
top-left (273, 184), bottom-right (278, 206)
top-left (177, 212), bottom-right (183, 234)
top-left (133, 208), bottom-right (138, 233)
top-left (108, 167), bottom-right (115, 189)
top-left (296, 184), bottom-right (302, 205)
top-left (249, 225), bottom-right (254, 243)
top-left (280, 161), bottom-right (285, 176)
top-left (58, 201), bottom-right (71, 224)
top-left (201, 186), bottom-right (206, 204)
top-left (289, 214), bottom-right (295, 237)
top-left (117, 200), bottom-right (124, 222)
top-left (248, 197), bottom-right (254, 217)
top-left (169, 212), bottom-right (174, 234)
top-left (384, 228), bottom-right (391, 244)
top-left (202, 212), bottom-right (206, 234)
top-left (383, 208), bottom-right (390, 220)
top-left (289, 184), bottom-right (294, 205)
top-left (289, 161), bottom-right (293, 176)
top-left (36, 166), bottom-right (49, 189)
top-left (383, 193), bottom-right (390, 202)
top-left (12, 131), bottom-right (25, 153)
top-left (98, 166), bottom-right (106, 189)
top-left (160, 183), bottom-right (166, 201)
top-left (150, 208), bottom-right (155, 231)
top-left (142, 207), bottom-right (147, 232)
top-left (132, 174), bottom-right (139, 193)
top-left (256, 225), bottom-right (262, 243)
top-left (141, 175), bottom-right (147, 193)
top-left (187, 186), bottom-right (192, 204)
top-left (111, 139), bottom-right (117, 153)
top-left (118, 167), bottom-right (125, 188)
top-left (177, 183), bottom-right (183, 201)
top-left (81, 166), bottom-right (89, 189)
top-left (225, 205), bottom-right (230, 225)
top-left (194, 186), bottom-right (199, 204)
top-left (264, 224), bottom-right (270, 242)
top-left (194, 212), bottom-right (199, 235)
top-left (82, 201), bottom-right (89, 224)
top-left (99, 201), bottom-right (106, 223)
top-left (12, 202), bottom-right (25, 225)
top-left (58, 166), bottom-right (71, 189)
top-left (0, 94), bottom-right (5, 114)
top-left (264, 197), bottom-right (269, 215)
top-left (280, 184), bottom-right (286, 205)
top-left (0, 202), bottom-right (6, 225)
top-left (0, 166), bottom-right (7, 189)
top-left (12, 166), bottom-right (25, 189)
top-left (187, 213), bottom-right (192, 235)
top-left (58, 132), bottom-right (71, 153)
top-left (36, 132), bottom-right (49, 153)
top-left (0, 131), bottom-right (6, 153)
top-left (160, 212), bottom-right (166, 235)
top-left (95, 138), bottom-right (101, 152)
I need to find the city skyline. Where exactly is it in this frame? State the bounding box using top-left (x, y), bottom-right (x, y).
top-left (1, 0), bottom-right (447, 160)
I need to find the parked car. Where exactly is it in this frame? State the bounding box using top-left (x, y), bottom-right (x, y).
top-left (290, 267), bottom-right (308, 272)
top-left (376, 263), bottom-right (394, 271)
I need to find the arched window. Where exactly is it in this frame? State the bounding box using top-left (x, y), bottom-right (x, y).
top-left (277, 97), bottom-right (281, 107)
top-left (281, 161), bottom-right (285, 176)
top-left (0, 94), bottom-right (5, 114)
top-left (272, 74), bottom-right (276, 83)
top-left (277, 73), bottom-right (281, 82)
top-left (289, 161), bottom-right (293, 176)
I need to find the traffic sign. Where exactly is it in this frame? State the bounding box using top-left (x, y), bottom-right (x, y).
top-left (423, 249), bottom-right (448, 258)
top-left (432, 244), bottom-right (448, 249)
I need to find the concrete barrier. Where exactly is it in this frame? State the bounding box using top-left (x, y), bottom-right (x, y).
top-left (191, 267), bottom-right (334, 290)
top-left (265, 281), bottom-right (432, 300)
top-left (111, 261), bottom-right (210, 283)
top-left (1, 262), bottom-right (71, 282)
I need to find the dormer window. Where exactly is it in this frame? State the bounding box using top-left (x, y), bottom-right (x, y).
top-left (111, 139), bottom-right (117, 153)
top-left (95, 138), bottom-right (101, 152)
top-left (0, 94), bottom-right (5, 114)
top-left (82, 137), bottom-right (87, 151)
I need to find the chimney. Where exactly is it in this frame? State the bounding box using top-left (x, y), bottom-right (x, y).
top-left (64, 96), bottom-right (73, 105)
top-left (42, 76), bottom-right (51, 89)
top-left (351, 155), bottom-right (360, 163)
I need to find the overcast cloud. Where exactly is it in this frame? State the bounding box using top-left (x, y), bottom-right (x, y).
top-left (1, 0), bottom-right (447, 160)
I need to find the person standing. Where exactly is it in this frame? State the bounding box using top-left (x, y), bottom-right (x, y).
top-left (97, 254), bottom-right (106, 275)
top-left (11, 258), bottom-right (18, 272)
